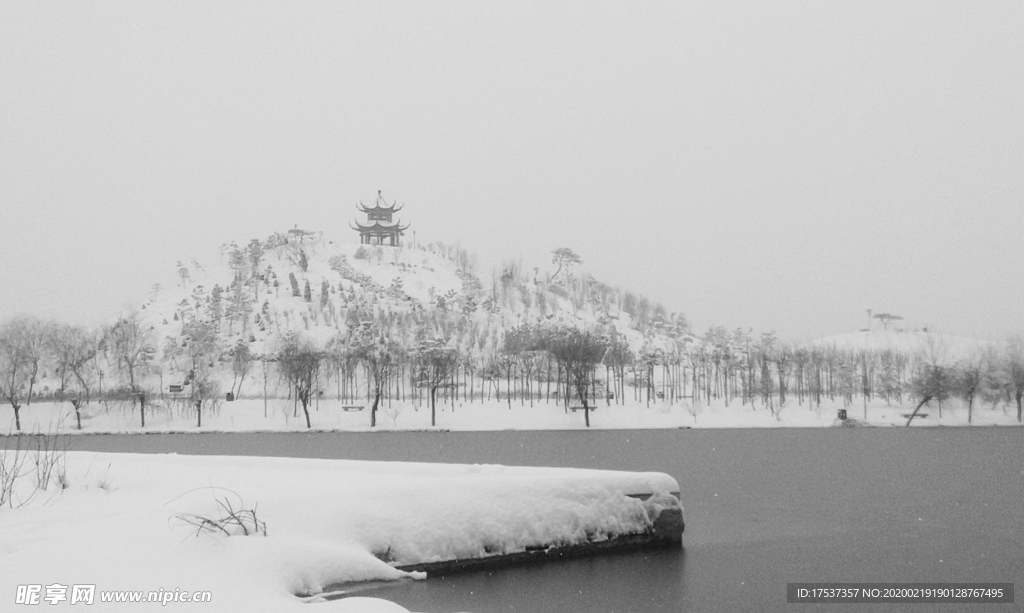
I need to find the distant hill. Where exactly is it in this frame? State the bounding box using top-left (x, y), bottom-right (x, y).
top-left (139, 232), bottom-right (692, 373)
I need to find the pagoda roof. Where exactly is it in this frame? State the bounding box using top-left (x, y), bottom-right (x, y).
top-left (357, 190), bottom-right (404, 214)
top-left (350, 219), bottom-right (409, 233)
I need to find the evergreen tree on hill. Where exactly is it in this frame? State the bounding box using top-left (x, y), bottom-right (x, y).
top-left (550, 247), bottom-right (582, 283)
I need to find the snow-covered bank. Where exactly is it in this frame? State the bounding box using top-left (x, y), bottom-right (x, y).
top-left (2, 395), bottom-right (1021, 435)
top-left (1, 452), bottom-right (680, 611)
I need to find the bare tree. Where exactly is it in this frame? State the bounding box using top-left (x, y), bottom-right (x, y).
top-left (501, 324), bottom-right (534, 409)
top-left (955, 353), bottom-right (985, 424)
top-left (258, 354), bottom-right (272, 417)
top-left (416, 338), bottom-right (459, 427)
top-left (350, 323), bottom-right (397, 428)
top-left (906, 364), bottom-right (953, 426)
top-left (182, 317), bottom-right (222, 427)
top-left (48, 324), bottom-right (76, 402)
top-left (276, 335), bottom-right (324, 429)
top-left (603, 332), bottom-right (632, 406)
top-left (106, 311), bottom-right (155, 427)
top-left (20, 317), bottom-right (50, 405)
top-left (1004, 337), bottom-right (1024, 423)
top-left (905, 334), bottom-right (953, 425)
top-left (0, 319), bottom-right (32, 430)
top-left (230, 340), bottom-right (252, 399)
top-left (544, 326), bottom-right (608, 427)
top-left (50, 324), bottom-right (98, 429)
top-left (685, 396), bottom-right (704, 423)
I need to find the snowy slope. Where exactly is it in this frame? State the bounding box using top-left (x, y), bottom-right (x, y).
top-left (132, 234), bottom-right (690, 393)
top-left (143, 241), bottom-right (465, 359)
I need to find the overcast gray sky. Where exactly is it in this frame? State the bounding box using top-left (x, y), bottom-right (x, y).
top-left (1, 1), bottom-right (1021, 341)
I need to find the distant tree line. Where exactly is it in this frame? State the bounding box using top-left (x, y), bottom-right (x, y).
top-left (3, 309), bottom-right (1023, 432)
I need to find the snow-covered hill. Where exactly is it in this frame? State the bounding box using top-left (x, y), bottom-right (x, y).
top-left (144, 239), bottom-right (465, 359)
top-left (137, 232), bottom-right (689, 385)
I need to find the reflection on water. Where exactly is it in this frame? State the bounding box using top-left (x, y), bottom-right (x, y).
top-left (372, 547), bottom-right (687, 613)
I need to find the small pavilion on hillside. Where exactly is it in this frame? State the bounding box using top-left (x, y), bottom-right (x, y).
top-left (350, 190), bottom-right (409, 246)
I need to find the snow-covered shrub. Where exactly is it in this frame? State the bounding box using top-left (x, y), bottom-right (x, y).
top-left (1, 428), bottom-right (70, 506)
top-left (0, 436), bottom-right (28, 507)
top-left (384, 401), bottom-right (406, 428)
top-left (684, 398), bottom-right (703, 422)
top-left (31, 430), bottom-right (69, 491)
top-left (171, 490), bottom-right (267, 538)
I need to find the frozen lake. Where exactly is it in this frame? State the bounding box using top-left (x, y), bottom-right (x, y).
top-left (67, 428), bottom-right (1023, 612)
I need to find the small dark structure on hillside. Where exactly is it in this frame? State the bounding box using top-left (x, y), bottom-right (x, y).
top-left (350, 190), bottom-right (409, 246)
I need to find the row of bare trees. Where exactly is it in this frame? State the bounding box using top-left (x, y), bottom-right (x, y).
top-left (290, 323), bottom-right (1024, 427)
top-left (4, 304), bottom-right (1023, 432)
top-left (274, 321), bottom-right (609, 428)
top-left (677, 330), bottom-right (1024, 423)
top-left (0, 314), bottom-right (155, 430)
top-left (0, 308), bottom-right (610, 432)
top-left (0, 311), bottom-right (242, 431)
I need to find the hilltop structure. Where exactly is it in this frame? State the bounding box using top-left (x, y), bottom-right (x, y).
top-left (351, 190), bottom-right (409, 246)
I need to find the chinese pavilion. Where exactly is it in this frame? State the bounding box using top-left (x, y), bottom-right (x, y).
top-left (350, 190), bottom-right (409, 246)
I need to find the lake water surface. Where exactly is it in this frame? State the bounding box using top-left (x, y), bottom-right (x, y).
top-left (66, 428), bottom-right (1023, 612)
